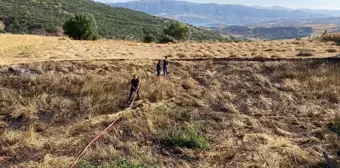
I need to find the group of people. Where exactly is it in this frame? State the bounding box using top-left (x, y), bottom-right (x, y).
top-left (157, 56), bottom-right (169, 76)
top-left (127, 57), bottom-right (169, 103)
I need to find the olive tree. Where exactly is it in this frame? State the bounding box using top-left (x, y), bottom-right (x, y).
top-left (63, 13), bottom-right (99, 40)
top-left (164, 22), bottom-right (191, 41)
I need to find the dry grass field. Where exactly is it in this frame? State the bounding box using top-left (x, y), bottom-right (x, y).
top-left (0, 34), bottom-right (339, 168)
top-left (1, 34), bottom-right (340, 65)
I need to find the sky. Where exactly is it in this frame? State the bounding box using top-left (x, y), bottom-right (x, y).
top-left (95, 0), bottom-right (340, 10)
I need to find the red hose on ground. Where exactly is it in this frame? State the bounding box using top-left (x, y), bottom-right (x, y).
top-left (69, 117), bottom-right (122, 168)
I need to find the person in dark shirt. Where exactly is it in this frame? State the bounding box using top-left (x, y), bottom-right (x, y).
top-left (157, 60), bottom-right (162, 76)
top-left (128, 75), bottom-right (141, 102)
top-left (163, 56), bottom-right (169, 75)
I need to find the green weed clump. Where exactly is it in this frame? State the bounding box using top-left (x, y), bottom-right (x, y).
top-left (77, 160), bottom-right (159, 168)
top-left (159, 124), bottom-right (209, 150)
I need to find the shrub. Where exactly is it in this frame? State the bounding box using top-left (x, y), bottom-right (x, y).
top-left (45, 27), bottom-right (58, 34)
top-left (143, 34), bottom-right (156, 43)
top-left (164, 22), bottom-right (191, 40)
top-left (159, 35), bottom-right (177, 44)
top-left (297, 49), bottom-right (314, 57)
top-left (159, 124), bottom-right (209, 149)
top-left (63, 13), bottom-right (100, 40)
top-left (4, 17), bottom-right (28, 34)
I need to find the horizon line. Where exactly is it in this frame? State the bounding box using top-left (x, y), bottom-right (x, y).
top-left (100, 0), bottom-right (340, 10)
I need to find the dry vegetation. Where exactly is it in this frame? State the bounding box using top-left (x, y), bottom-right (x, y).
top-left (0, 34), bottom-right (339, 168)
top-left (322, 33), bottom-right (340, 44)
top-left (1, 34), bottom-right (340, 65)
top-left (0, 59), bottom-right (339, 168)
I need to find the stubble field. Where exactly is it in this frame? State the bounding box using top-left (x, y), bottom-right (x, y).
top-left (0, 34), bottom-right (339, 168)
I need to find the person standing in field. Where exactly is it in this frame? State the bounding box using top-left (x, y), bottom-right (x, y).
top-left (163, 56), bottom-right (169, 75)
top-left (157, 60), bottom-right (162, 76)
top-left (127, 74), bottom-right (141, 102)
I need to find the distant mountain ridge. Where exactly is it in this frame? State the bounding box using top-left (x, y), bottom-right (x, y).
top-left (253, 5), bottom-right (340, 17)
top-left (299, 9), bottom-right (340, 17)
top-left (108, 0), bottom-right (329, 26)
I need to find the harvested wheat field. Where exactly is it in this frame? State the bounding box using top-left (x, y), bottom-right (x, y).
top-left (0, 34), bottom-right (339, 168)
top-left (1, 34), bottom-right (340, 65)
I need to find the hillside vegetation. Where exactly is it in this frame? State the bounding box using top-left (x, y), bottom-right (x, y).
top-left (0, 0), bottom-right (222, 41)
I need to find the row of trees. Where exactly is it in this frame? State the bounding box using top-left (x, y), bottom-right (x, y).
top-left (63, 13), bottom-right (191, 42)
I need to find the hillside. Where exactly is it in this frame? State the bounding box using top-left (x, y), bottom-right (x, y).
top-left (0, 0), bottom-right (222, 41)
top-left (0, 35), bottom-right (339, 168)
top-left (108, 0), bottom-right (327, 26)
top-left (253, 5), bottom-right (340, 17)
top-left (211, 26), bottom-right (314, 40)
top-left (251, 17), bottom-right (340, 34)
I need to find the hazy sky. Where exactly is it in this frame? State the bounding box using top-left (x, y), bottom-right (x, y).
top-left (95, 0), bottom-right (340, 10)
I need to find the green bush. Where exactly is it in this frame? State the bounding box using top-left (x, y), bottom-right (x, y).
top-left (4, 17), bottom-right (28, 34)
top-left (164, 22), bottom-right (191, 40)
top-left (63, 13), bottom-right (100, 40)
top-left (143, 34), bottom-right (156, 43)
top-left (159, 35), bottom-right (177, 43)
top-left (159, 124), bottom-right (209, 149)
top-left (45, 27), bottom-right (58, 34)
